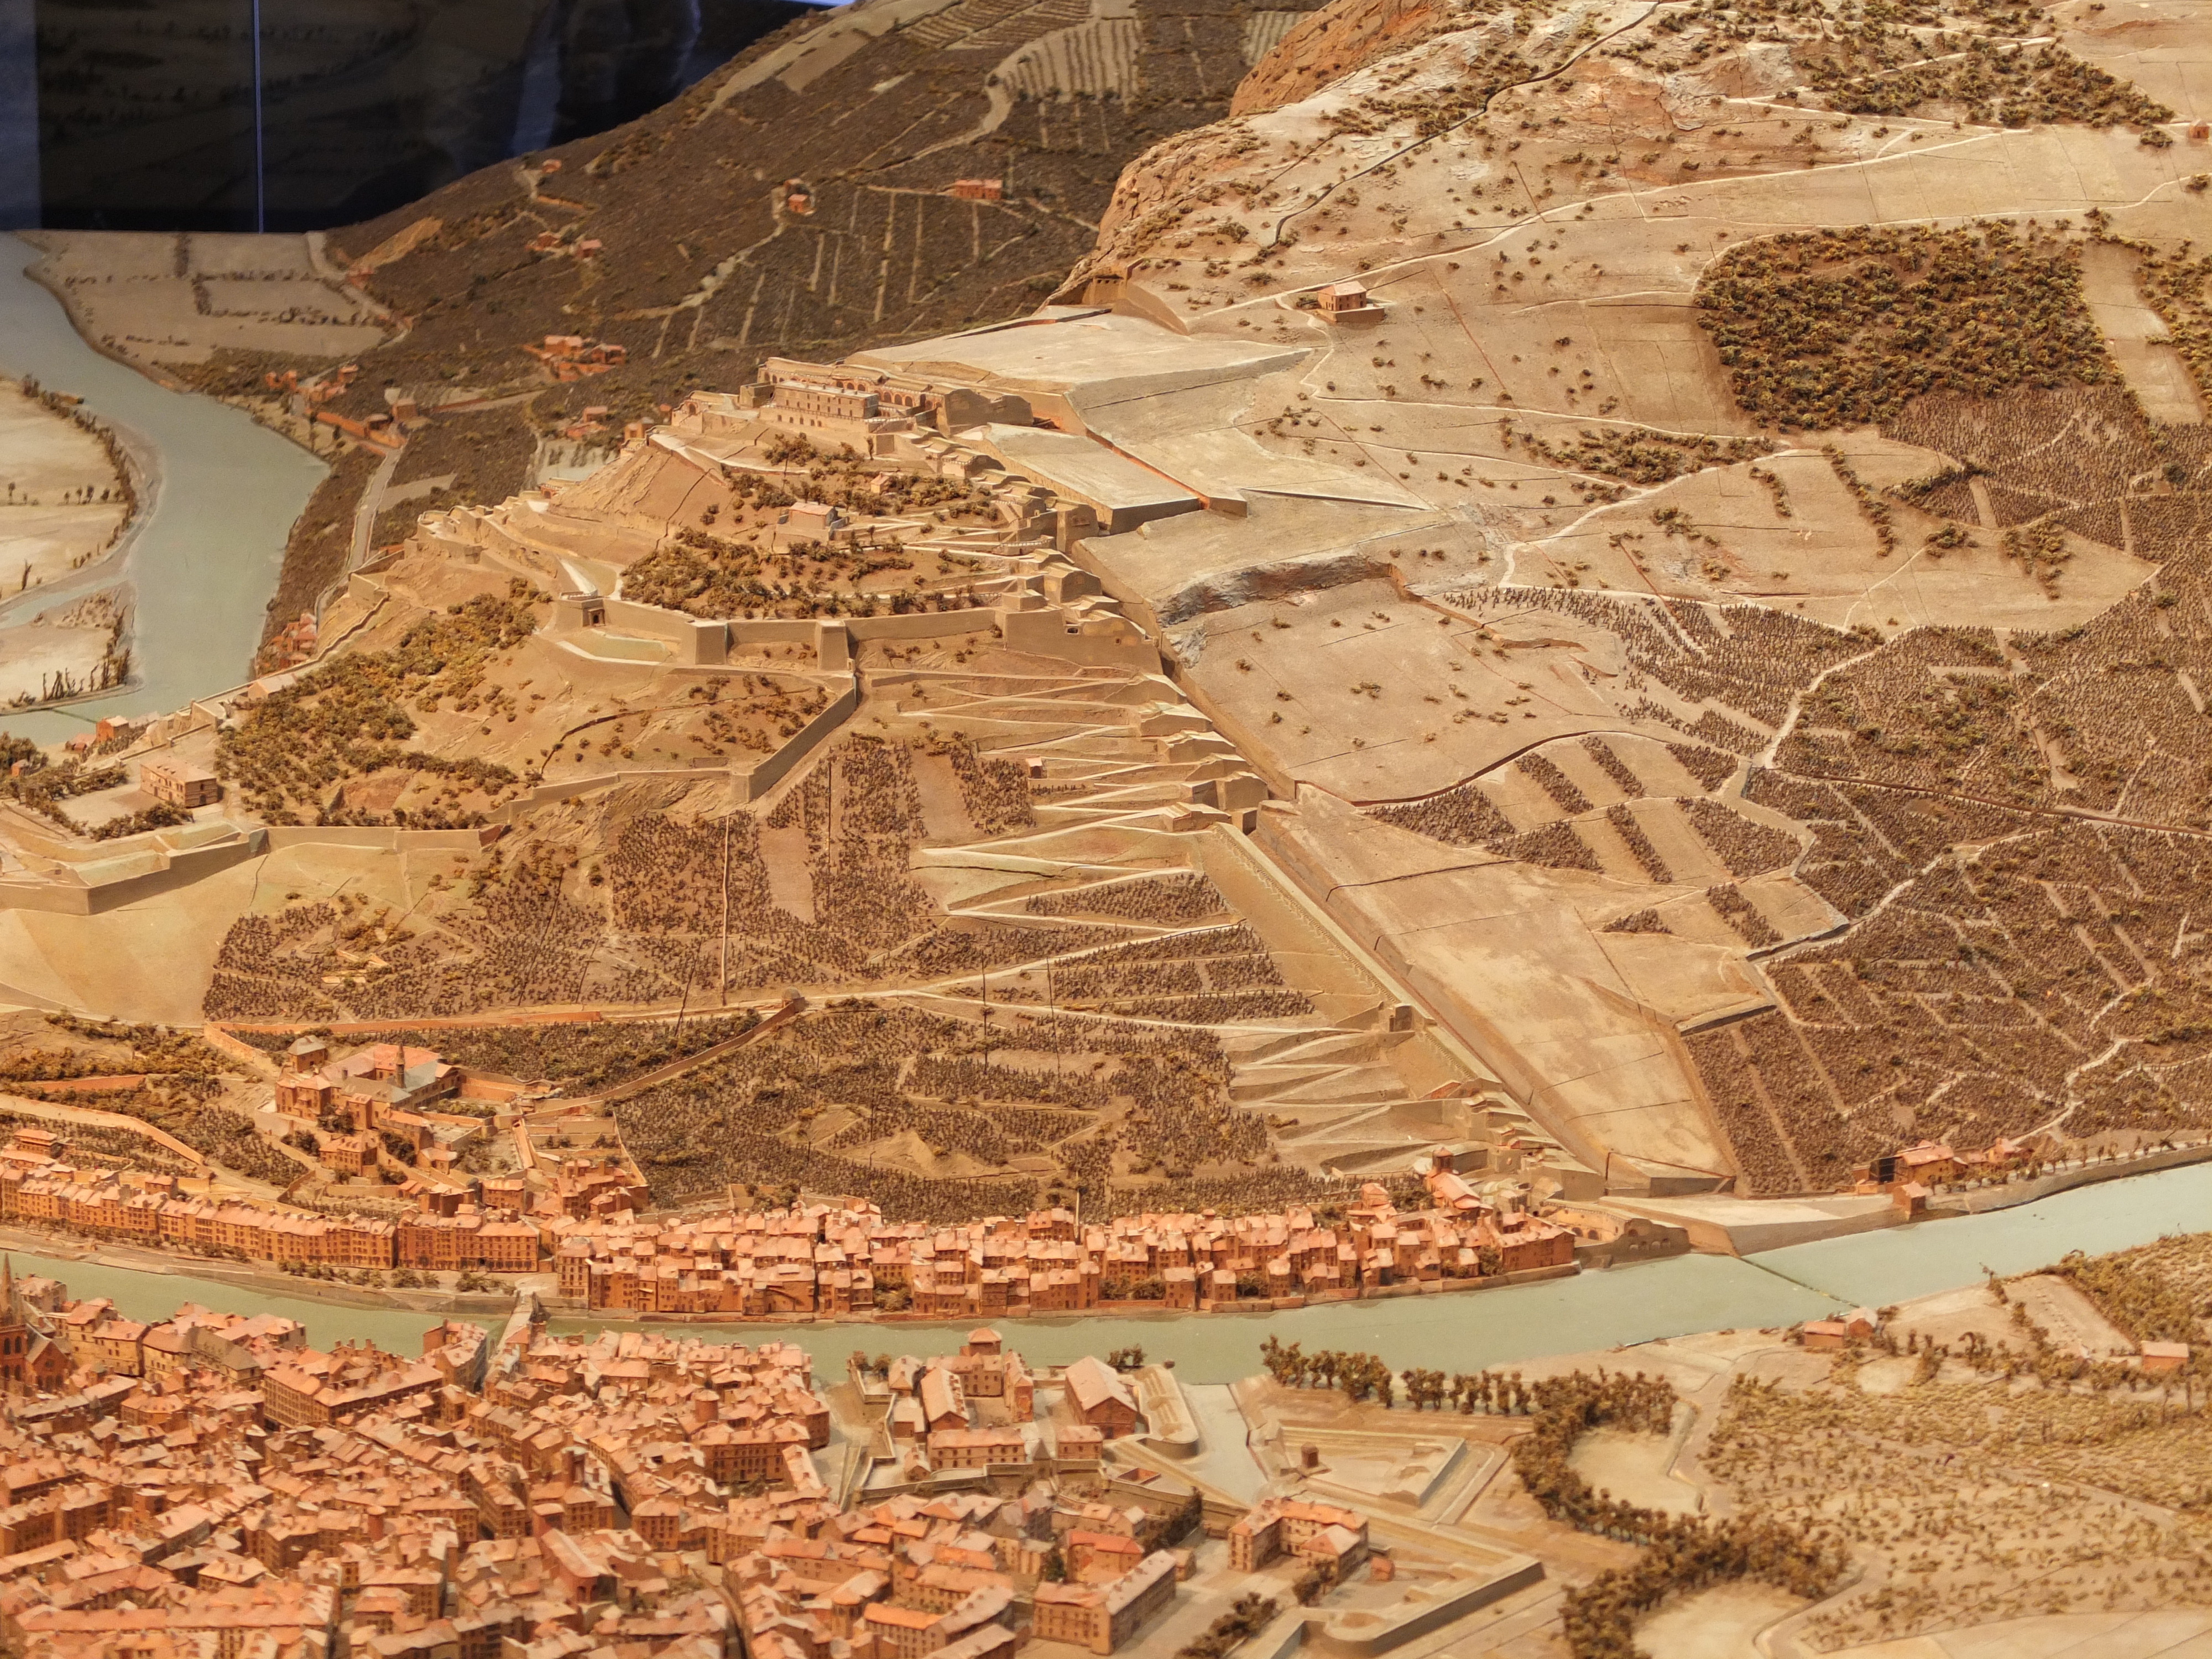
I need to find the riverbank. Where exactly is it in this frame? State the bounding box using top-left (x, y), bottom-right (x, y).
top-left (0, 1158), bottom-right (2204, 1387)
top-left (1607, 1138), bottom-right (2212, 1254)
top-left (2, 1148), bottom-right (2208, 1374)
top-left (0, 234), bottom-right (327, 742)
top-left (0, 1221), bottom-right (537, 1318)
top-left (1755, 1155), bottom-right (2212, 1309)
top-left (0, 377), bottom-right (137, 615)
top-left (1923, 1139), bottom-right (2212, 1216)
top-left (0, 1213), bottom-right (1578, 1327)
top-left (534, 1259), bottom-right (1583, 1327)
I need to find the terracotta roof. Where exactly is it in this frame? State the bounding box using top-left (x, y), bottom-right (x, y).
top-left (1062, 1354), bottom-right (1137, 1417)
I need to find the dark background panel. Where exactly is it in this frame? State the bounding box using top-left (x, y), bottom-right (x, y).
top-left (25, 0), bottom-right (818, 233)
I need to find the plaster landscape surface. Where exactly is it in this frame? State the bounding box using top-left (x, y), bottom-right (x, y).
top-left (4, 0), bottom-right (2212, 1654)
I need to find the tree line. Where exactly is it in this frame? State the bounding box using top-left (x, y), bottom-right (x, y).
top-left (1518, 1372), bottom-right (1844, 1659)
top-left (1258, 1340), bottom-right (1846, 1657)
top-left (1260, 1338), bottom-right (1617, 1414)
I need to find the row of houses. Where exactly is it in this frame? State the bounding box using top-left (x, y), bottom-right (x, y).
top-left (0, 1150), bottom-right (557, 1275)
top-left (551, 1173), bottom-right (1577, 1316)
top-left (0, 1104), bottom-right (1577, 1322)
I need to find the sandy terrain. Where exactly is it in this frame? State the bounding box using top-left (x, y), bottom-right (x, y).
top-left (1567, 1406), bottom-right (1702, 1518)
top-left (1227, 1246), bottom-right (2212, 1655)
top-left (1828, 1610), bottom-right (2212, 1657)
top-left (0, 857), bottom-right (262, 1021)
top-left (23, 232), bottom-right (390, 375)
top-left (2006, 1273), bottom-right (2137, 1359)
top-left (0, 378), bottom-right (129, 599)
top-left (1258, 785), bottom-right (1768, 1179)
top-left (1639, 1583), bottom-right (1807, 1658)
top-left (0, 589), bottom-right (128, 711)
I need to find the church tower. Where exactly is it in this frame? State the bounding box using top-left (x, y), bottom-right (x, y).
top-left (0, 1258), bottom-right (28, 1389)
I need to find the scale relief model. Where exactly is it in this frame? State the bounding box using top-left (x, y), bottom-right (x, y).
top-left (0, 0), bottom-right (2209, 1654)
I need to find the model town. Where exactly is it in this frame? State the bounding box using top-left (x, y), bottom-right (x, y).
top-left (7, 0), bottom-right (2212, 1654)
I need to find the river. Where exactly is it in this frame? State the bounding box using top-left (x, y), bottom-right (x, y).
top-left (1, 1160), bottom-right (2204, 1385)
top-left (0, 233), bottom-right (327, 743)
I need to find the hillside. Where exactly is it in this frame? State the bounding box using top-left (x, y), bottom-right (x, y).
top-left (924, 0), bottom-right (2212, 1192)
top-left (228, 0), bottom-right (1328, 646)
top-left (24, 0), bottom-right (2212, 1209)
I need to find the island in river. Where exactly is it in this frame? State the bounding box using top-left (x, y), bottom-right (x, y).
top-left (0, 377), bottom-right (134, 709)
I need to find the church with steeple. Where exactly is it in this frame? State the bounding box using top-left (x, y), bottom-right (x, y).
top-left (0, 1259), bottom-right (64, 1392)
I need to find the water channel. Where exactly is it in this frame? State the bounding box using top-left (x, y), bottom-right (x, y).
top-left (0, 232), bottom-right (327, 743)
top-left (0, 1161), bottom-right (2203, 1385)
